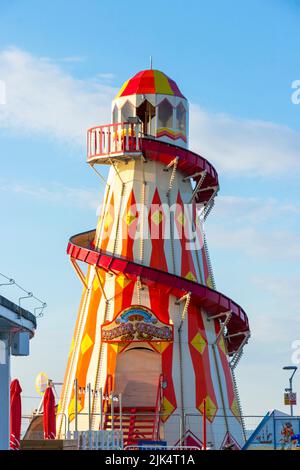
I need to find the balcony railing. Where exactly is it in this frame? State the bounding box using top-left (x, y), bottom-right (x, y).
top-left (87, 122), bottom-right (142, 162)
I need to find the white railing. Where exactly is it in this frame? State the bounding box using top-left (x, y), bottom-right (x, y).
top-left (67, 430), bottom-right (123, 450)
top-left (87, 122), bottom-right (142, 161)
top-left (124, 445), bottom-right (202, 450)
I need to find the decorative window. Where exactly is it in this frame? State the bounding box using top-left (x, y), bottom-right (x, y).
top-left (176, 102), bottom-right (186, 132)
top-left (157, 98), bottom-right (173, 128)
top-left (120, 100), bottom-right (134, 122)
top-left (112, 104), bottom-right (119, 123)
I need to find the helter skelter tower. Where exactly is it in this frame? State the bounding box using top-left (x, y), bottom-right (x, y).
top-left (57, 69), bottom-right (251, 449)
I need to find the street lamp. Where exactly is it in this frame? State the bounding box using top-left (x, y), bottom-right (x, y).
top-left (283, 366), bottom-right (298, 416)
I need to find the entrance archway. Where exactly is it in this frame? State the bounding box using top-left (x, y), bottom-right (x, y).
top-left (136, 100), bottom-right (156, 136)
top-left (114, 347), bottom-right (161, 408)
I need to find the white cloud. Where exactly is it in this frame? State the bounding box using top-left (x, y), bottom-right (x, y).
top-left (189, 104), bottom-right (300, 176)
top-left (214, 195), bottom-right (300, 222)
top-left (0, 47), bottom-right (115, 146)
top-left (249, 277), bottom-right (300, 344)
top-left (203, 195), bottom-right (300, 351)
top-left (0, 182), bottom-right (100, 210)
top-left (0, 47), bottom-right (300, 177)
top-left (209, 225), bottom-right (300, 258)
top-left (206, 195), bottom-right (300, 259)
top-left (252, 276), bottom-right (300, 311)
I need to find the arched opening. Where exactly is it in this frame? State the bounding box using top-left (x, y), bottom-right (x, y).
top-left (176, 102), bottom-right (186, 132)
top-left (120, 100), bottom-right (135, 122)
top-left (114, 347), bottom-right (161, 408)
top-left (112, 104), bottom-right (119, 123)
top-left (136, 100), bottom-right (156, 136)
top-left (157, 98), bottom-right (173, 129)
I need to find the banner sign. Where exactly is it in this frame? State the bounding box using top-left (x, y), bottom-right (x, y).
top-left (101, 306), bottom-right (173, 343)
top-left (284, 392), bottom-right (297, 406)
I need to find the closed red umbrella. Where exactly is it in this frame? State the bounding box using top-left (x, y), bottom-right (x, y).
top-left (10, 379), bottom-right (22, 450)
top-left (43, 386), bottom-right (56, 439)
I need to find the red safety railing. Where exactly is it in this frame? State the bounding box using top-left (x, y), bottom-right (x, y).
top-left (152, 374), bottom-right (164, 441)
top-left (87, 122), bottom-right (142, 161)
top-left (126, 408), bottom-right (137, 446)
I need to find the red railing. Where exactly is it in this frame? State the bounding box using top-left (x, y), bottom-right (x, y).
top-left (152, 374), bottom-right (164, 441)
top-left (87, 122), bottom-right (142, 161)
top-left (126, 407), bottom-right (137, 446)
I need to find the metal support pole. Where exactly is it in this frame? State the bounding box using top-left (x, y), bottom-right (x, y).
top-left (0, 333), bottom-right (10, 450)
top-left (203, 399), bottom-right (207, 450)
top-left (74, 378), bottom-right (78, 433)
top-left (70, 258), bottom-right (88, 289)
top-left (119, 394), bottom-right (122, 432)
top-left (178, 326), bottom-right (185, 443)
top-left (111, 394), bottom-right (114, 432)
top-left (290, 377), bottom-right (293, 416)
top-left (179, 414), bottom-right (183, 445)
top-left (99, 387), bottom-right (103, 430)
top-left (189, 171), bottom-right (207, 203)
top-left (214, 312), bottom-right (232, 343)
top-left (88, 383), bottom-right (92, 430)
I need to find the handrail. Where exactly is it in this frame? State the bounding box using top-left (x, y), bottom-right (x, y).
top-left (0, 272), bottom-right (47, 318)
top-left (152, 374), bottom-right (164, 441)
top-left (126, 407), bottom-right (137, 446)
top-left (87, 122), bottom-right (142, 160)
top-left (87, 122), bottom-right (220, 205)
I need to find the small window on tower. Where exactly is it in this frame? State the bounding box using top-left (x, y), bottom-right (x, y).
top-left (120, 100), bottom-right (134, 122)
top-left (176, 102), bottom-right (186, 132)
top-left (112, 104), bottom-right (119, 123)
top-left (157, 99), bottom-right (173, 128)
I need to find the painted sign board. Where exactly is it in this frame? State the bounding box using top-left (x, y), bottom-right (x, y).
top-left (102, 305), bottom-right (173, 343)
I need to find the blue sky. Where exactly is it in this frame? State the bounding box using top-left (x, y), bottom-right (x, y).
top-left (0, 0), bottom-right (300, 419)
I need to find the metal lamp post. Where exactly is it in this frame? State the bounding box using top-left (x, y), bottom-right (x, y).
top-left (283, 366), bottom-right (298, 416)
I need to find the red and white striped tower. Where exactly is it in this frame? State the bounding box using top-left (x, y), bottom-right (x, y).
top-left (57, 69), bottom-right (250, 449)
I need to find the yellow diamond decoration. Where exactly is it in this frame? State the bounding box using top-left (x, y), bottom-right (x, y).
top-left (176, 212), bottom-right (185, 226)
top-left (191, 332), bottom-right (207, 354)
top-left (185, 271), bottom-right (197, 282)
top-left (93, 268), bottom-right (105, 290)
top-left (68, 396), bottom-right (83, 422)
top-left (151, 342), bottom-right (170, 354)
top-left (161, 396), bottom-right (175, 422)
top-left (104, 212), bottom-right (113, 231)
top-left (218, 336), bottom-right (227, 355)
top-left (81, 333), bottom-right (93, 355)
top-left (126, 210), bottom-right (137, 226)
top-left (110, 343), bottom-right (119, 353)
top-left (206, 275), bottom-right (213, 288)
top-left (231, 398), bottom-right (241, 421)
top-left (199, 395), bottom-right (217, 422)
top-left (116, 273), bottom-right (132, 289)
top-left (151, 210), bottom-right (163, 226)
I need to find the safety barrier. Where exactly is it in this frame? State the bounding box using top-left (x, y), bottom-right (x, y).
top-left (67, 430), bottom-right (123, 450)
top-left (21, 411), bottom-right (300, 450)
top-left (124, 445), bottom-right (202, 450)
